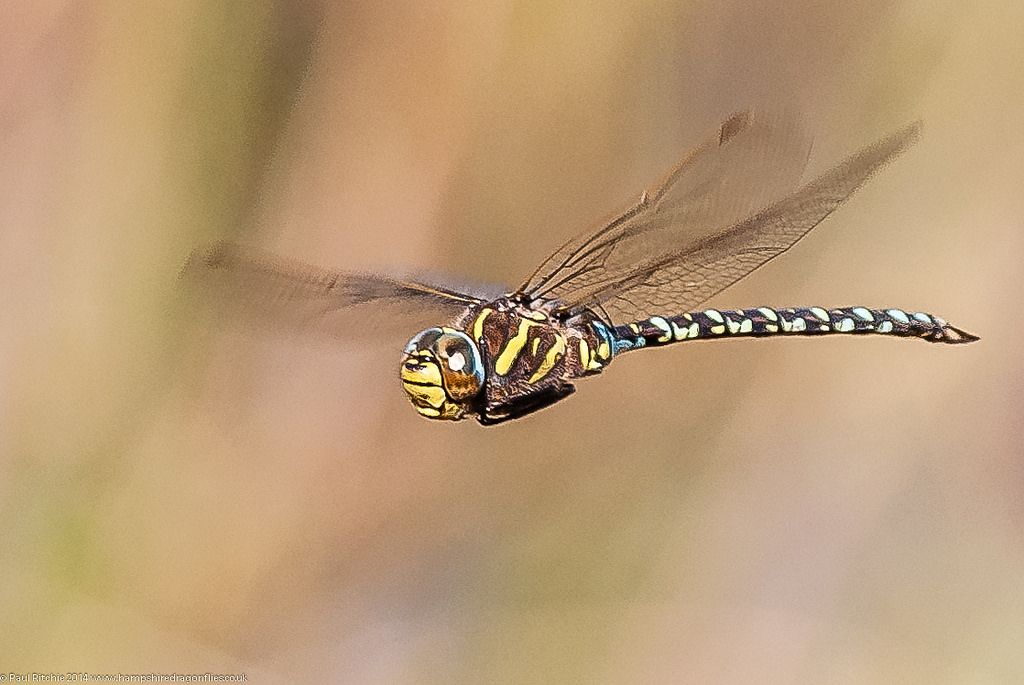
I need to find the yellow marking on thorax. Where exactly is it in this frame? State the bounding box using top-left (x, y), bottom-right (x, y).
top-left (596, 341), bottom-right (610, 361)
top-left (531, 337), bottom-right (541, 356)
top-left (528, 334), bottom-right (566, 384)
top-left (580, 337), bottom-right (604, 371)
top-left (495, 318), bottom-right (541, 375)
top-left (472, 308), bottom-right (492, 341)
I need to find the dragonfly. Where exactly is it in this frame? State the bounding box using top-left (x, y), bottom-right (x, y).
top-left (184, 111), bottom-right (977, 425)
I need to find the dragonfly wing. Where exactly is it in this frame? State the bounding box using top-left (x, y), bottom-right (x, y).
top-left (544, 119), bottom-right (921, 322)
top-left (181, 242), bottom-right (495, 341)
top-left (519, 111), bottom-right (812, 306)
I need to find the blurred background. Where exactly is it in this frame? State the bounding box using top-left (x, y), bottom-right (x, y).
top-left (2, 1), bottom-right (1021, 682)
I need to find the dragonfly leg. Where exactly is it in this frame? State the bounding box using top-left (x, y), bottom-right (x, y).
top-left (476, 384), bottom-right (576, 425)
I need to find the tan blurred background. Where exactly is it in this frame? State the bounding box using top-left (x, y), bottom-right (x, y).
top-left (2, 1), bottom-right (1022, 683)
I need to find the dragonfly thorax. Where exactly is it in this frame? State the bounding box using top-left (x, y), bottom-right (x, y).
top-left (399, 327), bottom-right (484, 420)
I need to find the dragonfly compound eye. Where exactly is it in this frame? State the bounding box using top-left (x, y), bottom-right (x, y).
top-left (399, 328), bottom-right (484, 420)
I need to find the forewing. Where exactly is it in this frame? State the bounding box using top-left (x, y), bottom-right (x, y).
top-left (559, 121), bottom-right (922, 321)
top-left (520, 111), bottom-right (813, 305)
top-left (180, 242), bottom-right (494, 341)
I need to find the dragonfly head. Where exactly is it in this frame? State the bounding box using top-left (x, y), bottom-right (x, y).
top-left (400, 327), bottom-right (484, 420)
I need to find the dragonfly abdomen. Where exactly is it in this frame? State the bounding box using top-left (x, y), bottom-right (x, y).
top-left (614, 306), bottom-right (979, 350)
